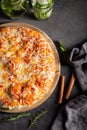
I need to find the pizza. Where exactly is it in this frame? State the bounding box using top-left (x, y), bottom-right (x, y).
top-left (0, 26), bottom-right (56, 110)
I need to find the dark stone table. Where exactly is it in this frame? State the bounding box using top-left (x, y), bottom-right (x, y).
top-left (0, 0), bottom-right (87, 130)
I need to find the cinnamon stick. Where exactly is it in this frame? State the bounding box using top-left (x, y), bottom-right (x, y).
top-left (58, 75), bottom-right (65, 104)
top-left (65, 73), bottom-right (75, 100)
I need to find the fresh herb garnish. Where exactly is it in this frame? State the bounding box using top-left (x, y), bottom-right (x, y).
top-left (56, 41), bottom-right (70, 64)
top-left (58, 42), bottom-right (68, 52)
top-left (28, 109), bottom-right (48, 128)
top-left (1, 112), bottom-right (31, 123)
top-left (0, 108), bottom-right (48, 129)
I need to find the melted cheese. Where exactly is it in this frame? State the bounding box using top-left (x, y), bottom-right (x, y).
top-left (0, 27), bottom-right (56, 109)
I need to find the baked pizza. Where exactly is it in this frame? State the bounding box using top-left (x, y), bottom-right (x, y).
top-left (0, 26), bottom-right (56, 110)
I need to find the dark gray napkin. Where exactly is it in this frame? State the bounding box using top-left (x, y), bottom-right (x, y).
top-left (69, 42), bottom-right (87, 91)
top-left (51, 42), bottom-right (87, 130)
top-left (51, 95), bottom-right (87, 130)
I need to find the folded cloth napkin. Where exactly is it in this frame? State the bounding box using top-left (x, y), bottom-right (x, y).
top-left (51, 42), bottom-right (87, 130)
top-left (51, 95), bottom-right (87, 130)
top-left (69, 42), bottom-right (87, 91)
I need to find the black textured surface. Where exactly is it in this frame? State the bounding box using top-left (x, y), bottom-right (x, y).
top-left (0, 0), bottom-right (87, 130)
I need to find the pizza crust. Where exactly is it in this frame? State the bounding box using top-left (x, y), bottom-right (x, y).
top-left (0, 26), bottom-right (56, 110)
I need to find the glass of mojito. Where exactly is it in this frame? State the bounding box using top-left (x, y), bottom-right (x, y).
top-left (0, 0), bottom-right (29, 19)
top-left (31, 0), bottom-right (54, 20)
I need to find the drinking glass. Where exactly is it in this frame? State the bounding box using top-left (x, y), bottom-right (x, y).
top-left (31, 0), bottom-right (54, 20)
top-left (0, 0), bottom-right (29, 19)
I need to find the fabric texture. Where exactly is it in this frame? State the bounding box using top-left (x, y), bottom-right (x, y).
top-left (51, 95), bottom-right (87, 130)
top-left (69, 42), bottom-right (87, 91)
top-left (51, 42), bottom-right (87, 130)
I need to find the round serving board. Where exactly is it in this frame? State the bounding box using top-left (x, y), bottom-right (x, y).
top-left (0, 22), bottom-right (60, 113)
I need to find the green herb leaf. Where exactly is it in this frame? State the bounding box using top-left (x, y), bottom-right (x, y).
top-left (57, 41), bottom-right (68, 52)
top-left (1, 112), bottom-right (31, 123)
top-left (56, 41), bottom-right (70, 64)
top-left (28, 109), bottom-right (48, 128)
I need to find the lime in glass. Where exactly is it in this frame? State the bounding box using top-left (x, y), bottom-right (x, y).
top-left (31, 0), bottom-right (54, 20)
top-left (0, 0), bottom-right (29, 19)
